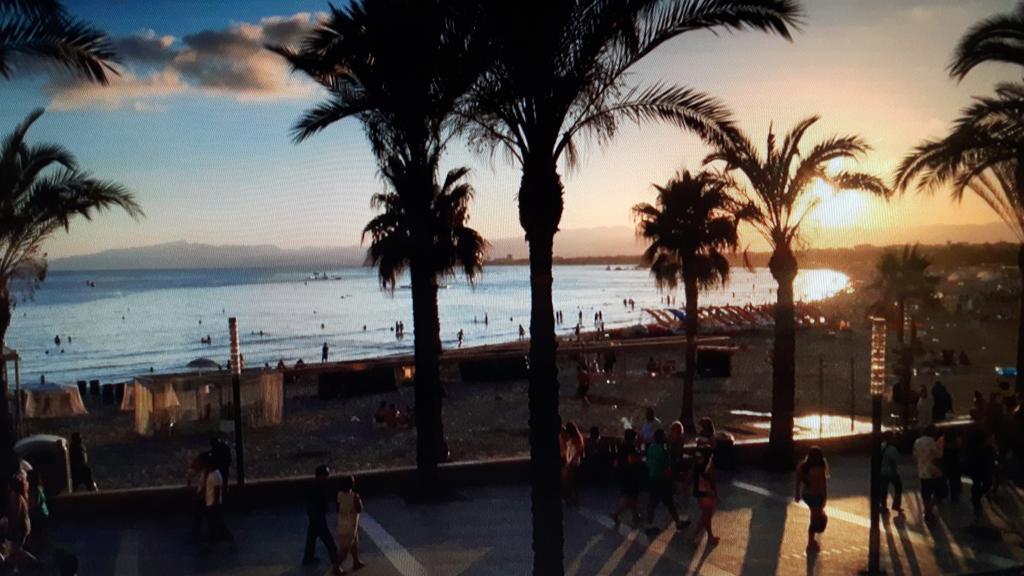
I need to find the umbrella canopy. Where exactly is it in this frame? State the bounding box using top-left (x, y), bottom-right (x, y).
top-left (186, 358), bottom-right (221, 370)
top-left (1, 346), bottom-right (18, 362)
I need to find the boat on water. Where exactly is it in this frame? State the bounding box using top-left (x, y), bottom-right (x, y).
top-left (306, 272), bottom-right (343, 281)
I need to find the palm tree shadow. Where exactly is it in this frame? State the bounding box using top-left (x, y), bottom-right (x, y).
top-left (738, 496), bottom-right (788, 575)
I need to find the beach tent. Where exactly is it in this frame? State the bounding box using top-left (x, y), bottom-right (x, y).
top-left (186, 358), bottom-right (221, 370)
top-left (24, 383), bottom-right (88, 419)
top-left (130, 370), bottom-right (283, 436)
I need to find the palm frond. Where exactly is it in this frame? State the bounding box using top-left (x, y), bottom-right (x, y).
top-left (949, 3), bottom-right (1024, 81)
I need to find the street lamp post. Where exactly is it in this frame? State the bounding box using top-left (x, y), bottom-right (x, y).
top-left (866, 316), bottom-right (887, 575)
top-left (229, 318), bottom-right (246, 490)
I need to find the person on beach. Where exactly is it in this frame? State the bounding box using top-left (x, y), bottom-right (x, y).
top-left (913, 425), bottom-right (944, 522)
top-left (916, 384), bottom-right (931, 429)
top-left (209, 437), bottom-right (232, 495)
top-left (518, 324), bottom-right (526, 340)
top-left (610, 429), bottom-right (643, 525)
top-left (484, 313), bottom-right (488, 326)
top-left (335, 475), bottom-right (365, 574)
top-left (303, 465), bottom-right (338, 566)
top-left (457, 329), bottom-right (464, 348)
top-left (646, 429), bottom-right (686, 530)
top-left (668, 421), bottom-right (691, 524)
top-left (697, 417), bottom-right (717, 450)
top-left (69, 433), bottom-right (97, 491)
top-left (575, 364), bottom-right (591, 407)
top-left (795, 447), bottom-right (829, 552)
top-left (880, 431), bottom-right (903, 514)
top-left (646, 356), bottom-right (658, 377)
top-left (692, 450), bottom-right (719, 546)
top-left (560, 422), bottom-right (585, 506)
top-left (322, 342), bottom-right (330, 363)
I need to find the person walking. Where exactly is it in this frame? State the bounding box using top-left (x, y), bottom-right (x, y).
top-left (916, 384), bottom-right (932, 429)
top-left (879, 431), bottom-right (903, 514)
top-left (646, 429), bottom-right (686, 530)
top-left (610, 429), bottom-right (643, 526)
top-left (932, 381), bottom-right (953, 423)
top-left (640, 407), bottom-right (659, 445)
top-left (335, 475), bottom-right (365, 575)
top-left (692, 450), bottom-right (719, 547)
top-left (303, 465), bottom-right (338, 566)
top-left (966, 428), bottom-right (998, 524)
top-left (3, 475), bottom-right (39, 570)
top-left (69, 433), bottom-right (97, 491)
top-left (201, 454), bottom-right (233, 547)
top-left (322, 342), bottom-right (330, 363)
top-left (913, 425), bottom-right (944, 522)
top-left (795, 447), bottom-right (829, 553)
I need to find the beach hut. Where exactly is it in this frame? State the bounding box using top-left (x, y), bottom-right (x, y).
top-left (130, 370), bottom-right (283, 436)
top-left (23, 382), bottom-right (88, 419)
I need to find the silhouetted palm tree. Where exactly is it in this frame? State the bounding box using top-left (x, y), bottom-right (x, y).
top-left (633, 170), bottom-right (742, 430)
top-left (271, 0), bottom-right (489, 495)
top-left (0, 0), bottom-right (118, 83)
top-left (895, 89), bottom-right (1024, 387)
top-left (0, 108), bottom-right (141, 477)
top-left (705, 116), bottom-right (888, 467)
top-left (870, 244), bottom-right (939, 344)
top-left (949, 1), bottom-right (1024, 82)
top-left (466, 3), bottom-right (801, 568)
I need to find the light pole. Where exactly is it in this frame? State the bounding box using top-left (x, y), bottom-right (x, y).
top-left (228, 318), bottom-right (246, 490)
top-left (865, 316), bottom-right (887, 575)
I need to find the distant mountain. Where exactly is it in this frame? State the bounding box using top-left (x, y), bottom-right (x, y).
top-left (51, 241), bottom-right (368, 271)
top-left (50, 221), bottom-right (1016, 270)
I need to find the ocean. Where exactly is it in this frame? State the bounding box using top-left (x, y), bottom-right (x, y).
top-left (4, 265), bottom-right (849, 385)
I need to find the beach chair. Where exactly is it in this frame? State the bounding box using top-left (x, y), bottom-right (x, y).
top-left (101, 384), bottom-right (114, 406)
top-left (76, 381), bottom-right (87, 397)
top-left (88, 380), bottom-right (100, 397)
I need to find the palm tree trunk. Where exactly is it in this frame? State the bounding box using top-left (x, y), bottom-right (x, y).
top-left (520, 156), bottom-right (564, 576)
top-left (0, 292), bottom-right (16, 480)
top-left (409, 257), bottom-right (445, 497)
top-left (769, 246), bottom-right (797, 469)
top-left (1017, 244), bottom-right (1024, 392)
top-left (681, 276), bottom-right (699, 431)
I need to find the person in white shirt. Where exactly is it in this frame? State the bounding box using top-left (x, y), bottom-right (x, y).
top-left (201, 454), bottom-right (233, 545)
top-left (913, 425), bottom-right (944, 522)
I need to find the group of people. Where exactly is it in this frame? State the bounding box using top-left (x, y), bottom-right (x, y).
top-left (574, 351), bottom-right (617, 405)
top-left (303, 467), bottom-right (365, 575)
top-left (0, 459), bottom-right (54, 571)
top-left (557, 409), bottom-right (724, 546)
top-left (372, 402), bottom-right (413, 429)
top-left (908, 424), bottom-right (1003, 524)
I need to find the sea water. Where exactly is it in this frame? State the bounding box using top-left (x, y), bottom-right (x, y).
top-left (5, 265), bottom-right (848, 385)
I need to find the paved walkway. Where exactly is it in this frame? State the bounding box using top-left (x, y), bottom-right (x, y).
top-left (46, 454), bottom-right (1024, 575)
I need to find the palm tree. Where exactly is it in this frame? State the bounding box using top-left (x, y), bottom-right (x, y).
top-left (705, 116), bottom-right (888, 467)
top-left (870, 244), bottom-right (939, 344)
top-left (0, 108), bottom-right (141, 477)
top-left (632, 170), bottom-right (742, 430)
top-left (949, 1), bottom-right (1024, 82)
top-left (271, 0), bottom-right (489, 495)
top-left (465, 3), bottom-right (802, 569)
top-left (895, 89), bottom-right (1024, 387)
top-left (1, 0), bottom-right (118, 83)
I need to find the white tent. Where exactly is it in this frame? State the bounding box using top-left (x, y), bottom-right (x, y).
top-left (24, 383), bottom-right (87, 419)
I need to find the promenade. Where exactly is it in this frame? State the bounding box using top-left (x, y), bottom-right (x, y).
top-left (47, 452), bottom-right (1024, 575)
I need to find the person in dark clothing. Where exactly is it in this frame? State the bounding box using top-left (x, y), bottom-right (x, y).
top-left (69, 433), bottom-right (97, 491)
top-left (609, 429), bottom-right (644, 526)
top-left (942, 429), bottom-right (963, 503)
top-left (646, 429), bottom-right (686, 530)
top-left (303, 465), bottom-right (338, 566)
top-left (966, 429), bottom-right (998, 523)
top-left (931, 381), bottom-right (953, 422)
top-left (209, 437), bottom-right (232, 492)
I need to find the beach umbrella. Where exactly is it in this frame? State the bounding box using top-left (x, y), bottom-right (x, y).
top-left (186, 358), bottom-right (220, 370)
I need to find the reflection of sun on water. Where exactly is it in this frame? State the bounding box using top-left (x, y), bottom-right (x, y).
top-left (794, 269), bottom-right (850, 302)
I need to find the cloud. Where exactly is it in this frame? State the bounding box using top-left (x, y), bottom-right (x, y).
top-left (47, 69), bottom-right (187, 110)
top-left (46, 12), bottom-right (323, 109)
top-left (113, 29), bottom-right (177, 65)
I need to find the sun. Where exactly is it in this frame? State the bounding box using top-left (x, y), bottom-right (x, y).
top-left (809, 179), bottom-right (868, 228)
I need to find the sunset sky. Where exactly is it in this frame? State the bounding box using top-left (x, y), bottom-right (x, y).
top-left (4, 0), bottom-right (1021, 259)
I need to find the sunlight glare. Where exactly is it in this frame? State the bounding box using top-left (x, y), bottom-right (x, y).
top-left (809, 179), bottom-right (868, 228)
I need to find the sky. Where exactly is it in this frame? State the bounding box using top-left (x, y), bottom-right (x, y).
top-left (3, 0), bottom-right (1022, 259)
